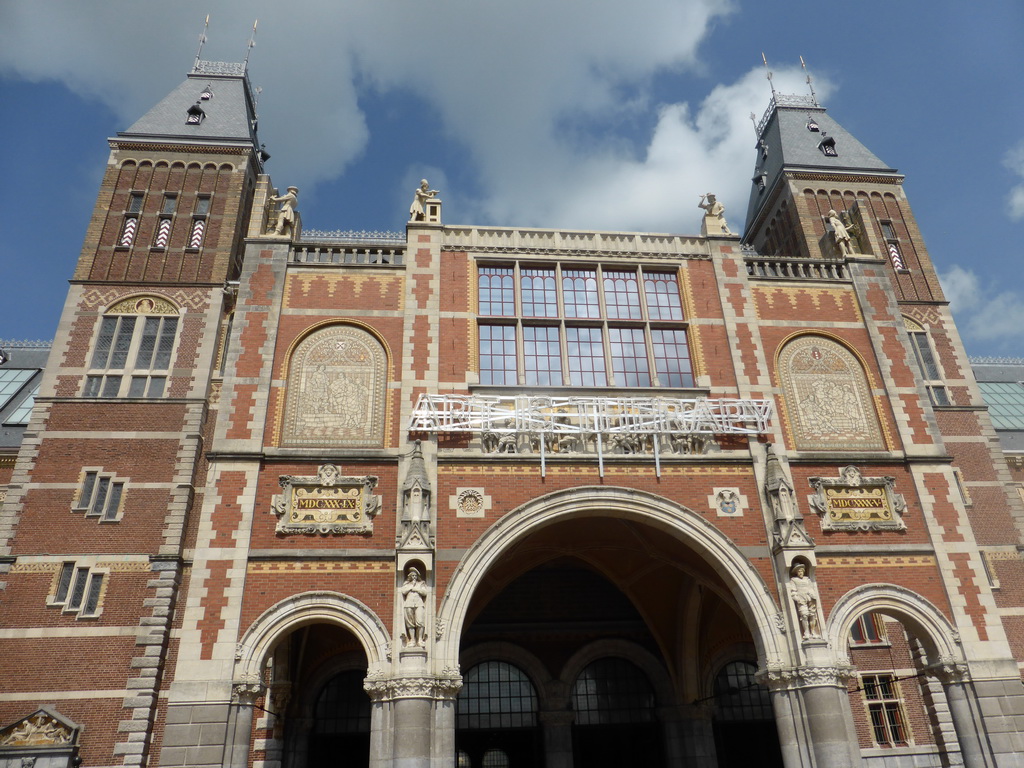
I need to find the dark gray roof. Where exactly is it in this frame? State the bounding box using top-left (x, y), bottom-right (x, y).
top-left (744, 97), bottom-right (899, 235)
top-left (971, 358), bottom-right (1024, 453)
top-left (119, 65), bottom-right (259, 149)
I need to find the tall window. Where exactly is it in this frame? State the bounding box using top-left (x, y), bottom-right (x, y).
top-left (862, 674), bottom-right (909, 746)
top-left (118, 192), bottom-right (144, 247)
top-left (478, 263), bottom-right (692, 388)
top-left (904, 318), bottom-right (950, 406)
top-left (83, 296), bottom-right (180, 398)
top-left (74, 469), bottom-right (126, 522)
top-left (849, 613), bottom-right (887, 646)
top-left (50, 562), bottom-right (106, 618)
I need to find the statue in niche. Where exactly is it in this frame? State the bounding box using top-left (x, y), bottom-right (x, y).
top-left (698, 192), bottom-right (732, 234)
top-left (268, 186), bottom-right (299, 236)
top-left (409, 179), bottom-right (439, 221)
top-left (401, 567), bottom-right (428, 648)
top-left (788, 563), bottom-right (822, 640)
top-left (826, 209), bottom-right (853, 256)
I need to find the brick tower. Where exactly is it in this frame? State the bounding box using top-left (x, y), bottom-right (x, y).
top-left (0, 59), bottom-right (263, 768)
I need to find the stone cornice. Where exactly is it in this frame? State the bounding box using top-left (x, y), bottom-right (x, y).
top-left (758, 664), bottom-right (856, 691)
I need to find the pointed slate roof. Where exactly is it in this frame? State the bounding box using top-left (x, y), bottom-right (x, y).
top-left (117, 61), bottom-right (260, 151)
top-left (744, 94), bottom-right (899, 236)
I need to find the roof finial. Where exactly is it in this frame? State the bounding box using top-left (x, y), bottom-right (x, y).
top-left (193, 14), bottom-right (210, 72)
top-left (761, 52), bottom-right (777, 99)
top-left (800, 55), bottom-right (819, 107)
top-left (243, 19), bottom-right (258, 71)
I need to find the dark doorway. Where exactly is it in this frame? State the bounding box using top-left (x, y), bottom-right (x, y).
top-left (711, 661), bottom-right (783, 768)
top-left (308, 669), bottom-right (371, 766)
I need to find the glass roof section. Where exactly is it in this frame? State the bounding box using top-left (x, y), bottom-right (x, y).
top-left (5, 381), bottom-right (39, 425)
top-left (0, 368), bottom-right (34, 411)
top-left (978, 381), bottom-right (1024, 430)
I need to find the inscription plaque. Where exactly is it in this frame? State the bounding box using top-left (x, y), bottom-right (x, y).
top-left (272, 464), bottom-right (381, 535)
top-left (808, 466), bottom-right (906, 532)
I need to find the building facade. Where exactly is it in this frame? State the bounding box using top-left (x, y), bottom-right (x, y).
top-left (2, 60), bottom-right (1024, 768)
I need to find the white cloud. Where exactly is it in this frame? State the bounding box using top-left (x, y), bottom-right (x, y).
top-left (2, 0), bottom-right (813, 234)
top-left (940, 265), bottom-right (1024, 346)
top-left (1005, 142), bottom-right (1024, 220)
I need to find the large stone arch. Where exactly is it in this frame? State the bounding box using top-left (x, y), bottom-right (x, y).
top-left (234, 590), bottom-right (391, 683)
top-left (436, 486), bottom-right (786, 671)
top-left (825, 583), bottom-right (963, 667)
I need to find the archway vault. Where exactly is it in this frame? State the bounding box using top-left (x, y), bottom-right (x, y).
top-left (437, 486), bottom-right (786, 670)
top-left (235, 590), bottom-right (392, 683)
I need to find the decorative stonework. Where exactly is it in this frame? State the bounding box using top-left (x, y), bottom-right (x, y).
top-left (0, 710), bottom-right (77, 747)
top-left (232, 674), bottom-right (264, 705)
top-left (106, 295), bottom-right (179, 316)
top-left (778, 335), bottom-right (884, 452)
top-left (758, 664), bottom-right (855, 692)
top-left (708, 487), bottom-right (746, 517)
top-left (452, 487), bottom-right (491, 518)
top-left (363, 674), bottom-right (463, 703)
top-left (281, 325), bottom-right (387, 448)
top-left (808, 466), bottom-right (907, 532)
top-left (271, 464), bottom-right (381, 535)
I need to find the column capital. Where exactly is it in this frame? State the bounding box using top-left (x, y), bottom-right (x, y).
top-left (362, 672), bottom-right (463, 703)
top-left (231, 674), bottom-right (264, 705)
top-left (758, 663), bottom-right (855, 692)
top-left (926, 656), bottom-right (970, 685)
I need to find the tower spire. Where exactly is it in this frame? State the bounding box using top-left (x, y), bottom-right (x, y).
top-left (193, 14), bottom-right (210, 72)
top-left (800, 55), bottom-right (819, 107)
top-left (243, 19), bottom-right (258, 71)
top-left (761, 52), bottom-right (777, 99)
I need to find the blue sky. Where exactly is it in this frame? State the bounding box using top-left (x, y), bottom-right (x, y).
top-left (1, 1), bottom-right (1022, 355)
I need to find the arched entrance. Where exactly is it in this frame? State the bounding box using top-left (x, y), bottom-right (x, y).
top-left (440, 488), bottom-right (788, 768)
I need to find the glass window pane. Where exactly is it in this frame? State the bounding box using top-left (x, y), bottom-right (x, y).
top-left (562, 269), bottom-right (600, 319)
top-left (479, 266), bottom-right (515, 316)
top-left (194, 197), bottom-right (211, 215)
top-left (135, 317), bottom-right (160, 368)
top-left (603, 270), bottom-right (642, 320)
top-left (55, 563), bottom-right (75, 602)
top-left (713, 661), bottom-right (773, 722)
top-left (572, 658), bottom-right (655, 726)
top-left (643, 272), bottom-right (683, 320)
top-left (147, 377), bottom-right (167, 398)
top-left (104, 483), bottom-right (123, 521)
top-left (83, 574), bottom-right (103, 615)
top-left (457, 661), bottom-right (538, 730)
top-left (566, 327), bottom-right (606, 387)
top-left (68, 568), bottom-right (90, 609)
top-left (520, 268), bottom-right (558, 318)
top-left (78, 472), bottom-right (97, 510)
top-left (479, 325), bottom-right (517, 385)
top-left (911, 333), bottom-right (940, 379)
top-left (128, 376), bottom-right (147, 397)
top-left (609, 327), bottom-right (650, 387)
top-left (162, 195), bottom-right (177, 214)
top-left (83, 376), bottom-right (102, 397)
top-left (651, 329), bottom-right (693, 387)
top-left (91, 477), bottom-right (110, 515)
top-left (524, 326), bottom-right (562, 386)
top-left (153, 317), bottom-right (178, 369)
top-left (127, 193), bottom-right (144, 214)
top-left (91, 317), bottom-right (119, 368)
top-left (108, 316), bottom-right (137, 368)
top-left (101, 375), bottom-right (122, 398)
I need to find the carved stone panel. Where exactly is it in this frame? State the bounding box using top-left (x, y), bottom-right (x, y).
top-left (778, 335), bottom-right (885, 452)
top-left (808, 466), bottom-right (907, 532)
top-left (281, 325), bottom-right (387, 448)
top-left (271, 464), bottom-right (381, 535)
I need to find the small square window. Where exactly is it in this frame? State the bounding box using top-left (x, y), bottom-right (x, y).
top-left (161, 195), bottom-right (178, 214)
top-left (127, 193), bottom-right (144, 214)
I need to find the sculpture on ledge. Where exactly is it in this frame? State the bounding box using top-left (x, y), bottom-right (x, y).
top-left (268, 186), bottom-right (299, 236)
top-left (788, 562), bottom-right (823, 640)
top-left (409, 179), bottom-right (439, 222)
top-left (401, 566), bottom-right (428, 648)
top-left (698, 193), bottom-right (732, 235)
top-left (827, 209), bottom-right (854, 256)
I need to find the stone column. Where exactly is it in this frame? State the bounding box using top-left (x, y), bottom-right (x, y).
top-left (539, 709), bottom-right (574, 768)
top-left (365, 669), bottom-right (462, 768)
top-left (224, 680), bottom-right (260, 768)
top-left (764, 665), bottom-right (860, 768)
top-left (930, 661), bottom-right (990, 768)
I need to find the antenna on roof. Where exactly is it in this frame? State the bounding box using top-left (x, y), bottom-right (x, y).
top-left (749, 112), bottom-right (759, 138)
top-left (243, 19), bottom-right (258, 71)
top-left (193, 14), bottom-right (210, 71)
top-left (800, 55), bottom-right (819, 107)
top-left (761, 52), bottom-right (777, 99)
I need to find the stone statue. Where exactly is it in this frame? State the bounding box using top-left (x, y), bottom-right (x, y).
top-left (401, 567), bottom-right (428, 647)
top-left (409, 179), bottom-right (439, 222)
top-left (827, 209), bottom-right (853, 256)
top-left (788, 563), bottom-right (822, 640)
top-left (698, 193), bottom-right (732, 234)
top-left (269, 186), bottom-right (299, 235)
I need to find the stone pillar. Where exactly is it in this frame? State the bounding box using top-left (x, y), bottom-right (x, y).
top-left (364, 670), bottom-right (462, 768)
top-left (539, 709), bottom-right (574, 768)
top-left (928, 661), bottom-right (992, 768)
top-left (764, 665), bottom-right (860, 768)
top-left (224, 680), bottom-right (260, 768)
top-left (393, 693), bottom-right (432, 768)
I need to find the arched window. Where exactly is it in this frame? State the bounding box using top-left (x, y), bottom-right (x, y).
top-left (456, 661), bottom-right (541, 767)
top-left (281, 324), bottom-right (387, 448)
top-left (713, 661), bottom-right (773, 722)
top-left (778, 334), bottom-right (884, 451)
top-left (83, 295), bottom-right (180, 398)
